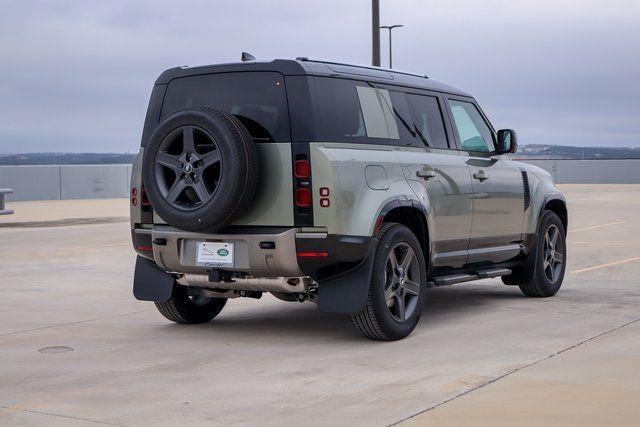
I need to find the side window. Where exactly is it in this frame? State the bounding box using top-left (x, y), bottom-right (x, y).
top-left (449, 100), bottom-right (495, 152)
top-left (388, 91), bottom-right (420, 146)
top-left (406, 94), bottom-right (449, 149)
top-left (356, 87), bottom-right (399, 139)
top-left (313, 77), bottom-right (398, 144)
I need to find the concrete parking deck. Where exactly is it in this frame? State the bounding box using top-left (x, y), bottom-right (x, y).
top-left (1, 185), bottom-right (639, 426)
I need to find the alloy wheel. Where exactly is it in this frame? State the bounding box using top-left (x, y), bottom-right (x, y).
top-left (542, 224), bottom-right (564, 283)
top-left (383, 242), bottom-right (421, 322)
top-left (154, 125), bottom-right (222, 211)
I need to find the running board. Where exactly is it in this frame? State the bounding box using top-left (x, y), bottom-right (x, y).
top-left (428, 268), bottom-right (512, 287)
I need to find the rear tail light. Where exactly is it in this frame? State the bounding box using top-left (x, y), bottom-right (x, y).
top-left (295, 188), bottom-right (312, 207)
top-left (131, 188), bottom-right (137, 206)
top-left (293, 155), bottom-right (313, 215)
top-left (294, 160), bottom-right (311, 178)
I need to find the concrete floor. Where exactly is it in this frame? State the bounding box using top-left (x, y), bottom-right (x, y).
top-left (1, 185), bottom-right (639, 426)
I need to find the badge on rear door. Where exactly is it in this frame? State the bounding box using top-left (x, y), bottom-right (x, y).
top-left (197, 242), bottom-right (234, 267)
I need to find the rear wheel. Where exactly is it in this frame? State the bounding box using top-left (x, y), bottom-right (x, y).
top-left (155, 283), bottom-right (227, 324)
top-left (350, 223), bottom-right (427, 341)
top-left (502, 210), bottom-right (566, 297)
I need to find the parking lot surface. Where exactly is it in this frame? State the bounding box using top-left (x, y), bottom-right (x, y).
top-left (1, 185), bottom-right (639, 426)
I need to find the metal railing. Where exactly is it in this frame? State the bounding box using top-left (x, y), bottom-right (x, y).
top-left (0, 188), bottom-right (14, 215)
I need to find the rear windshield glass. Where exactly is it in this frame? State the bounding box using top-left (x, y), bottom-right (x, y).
top-left (161, 72), bottom-right (290, 143)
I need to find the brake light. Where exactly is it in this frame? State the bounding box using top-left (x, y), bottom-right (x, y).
top-left (297, 251), bottom-right (328, 258)
top-left (295, 188), bottom-right (312, 207)
top-left (293, 154), bottom-right (313, 214)
top-left (131, 188), bottom-right (137, 206)
top-left (294, 160), bottom-right (311, 178)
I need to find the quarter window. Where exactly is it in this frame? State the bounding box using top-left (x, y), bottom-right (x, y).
top-left (449, 100), bottom-right (495, 152)
top-left (356, 87), bottom-right (399, 139)
top-left (314, 77), bottom-right (399, 144)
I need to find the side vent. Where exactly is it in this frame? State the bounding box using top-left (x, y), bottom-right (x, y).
top-left (521, 170), bottom-right (531, 210)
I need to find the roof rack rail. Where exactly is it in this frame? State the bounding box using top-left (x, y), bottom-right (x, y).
top-left (295, 57), bottom-right (429, 79)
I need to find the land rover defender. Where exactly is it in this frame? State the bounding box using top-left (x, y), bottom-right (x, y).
top-left (131, 58), bottom-right (567, 340)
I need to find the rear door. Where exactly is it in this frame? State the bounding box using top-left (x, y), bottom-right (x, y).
top-left (159, 71), bottom-right (294, 227)
top-left (386, 89), bottom-right (473, 269)
top-left (445, 97), bottom-right (524, 264)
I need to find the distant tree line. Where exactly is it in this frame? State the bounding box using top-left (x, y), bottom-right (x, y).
top-left (512, 144), bottom-right (640, 160)
top-left (1, 145), bottom-right (640, 165)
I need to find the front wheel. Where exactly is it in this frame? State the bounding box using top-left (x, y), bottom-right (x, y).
top-left (503, 210), bottom-right (567, 297)
top-left (350, 223), bottom-right (427, 341)
top-left (155, 283), bottom-right (227, 324)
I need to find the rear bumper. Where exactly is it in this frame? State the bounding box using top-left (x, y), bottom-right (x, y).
top-left (146, 226), bottom-right (303, 277)
top-left (131, 226), bottom-right (372, 281)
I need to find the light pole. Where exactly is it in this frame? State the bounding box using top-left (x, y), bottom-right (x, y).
top-left (372, 0), bottom-right (380, 66)
top-left (380, 24), bottom-right (404, 69)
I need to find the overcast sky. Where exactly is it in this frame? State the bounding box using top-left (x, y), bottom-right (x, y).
top-left (0, 0), bottom-right (638, 153)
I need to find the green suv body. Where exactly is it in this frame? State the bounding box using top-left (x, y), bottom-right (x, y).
top-left (131, 58), bottom-right (567, 340)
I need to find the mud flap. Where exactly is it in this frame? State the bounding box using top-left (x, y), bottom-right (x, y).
top-left (133, 256), bottom-right (174, 301)
top-left (317, 249), bottom-right (376, 315)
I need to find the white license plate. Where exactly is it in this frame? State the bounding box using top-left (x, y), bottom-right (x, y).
top-left (196, 242), bottom-right (234, 267)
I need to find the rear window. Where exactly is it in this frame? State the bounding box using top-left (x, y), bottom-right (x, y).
top-left (161, 72), bottom-right (290, 143)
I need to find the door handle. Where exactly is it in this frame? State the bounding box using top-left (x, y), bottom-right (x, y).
top-left (473, 170), bottom-right (489, 182)
top-left (416, 168), bottom-right (437, 180)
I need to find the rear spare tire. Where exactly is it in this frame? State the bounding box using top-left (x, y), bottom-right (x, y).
top-left (142, 107), bottom-right (258, 232)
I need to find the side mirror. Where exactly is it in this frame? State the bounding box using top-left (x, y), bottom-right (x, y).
top-left (496, 129), bottom-right (517, 154)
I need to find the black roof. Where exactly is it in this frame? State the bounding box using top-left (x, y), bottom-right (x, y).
top-left (155, 58), bottom-right (470, 97)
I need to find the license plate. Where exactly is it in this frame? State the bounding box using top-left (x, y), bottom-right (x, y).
top-left (196, 242), bottom-right (234, 267)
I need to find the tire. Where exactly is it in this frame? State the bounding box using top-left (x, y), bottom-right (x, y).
top-left (142, 107), bottom-right (258, 232)
top-left (155, 283), bottom-right (227, 324)
top-left (270, 292), bottom-right (299, 302)
top-left (502, 210), bottom-right (566, 297)
top-left (350, 223), bottom-right (427, 341)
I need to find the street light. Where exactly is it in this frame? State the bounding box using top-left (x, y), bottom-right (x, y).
top-left (379, 24), bottom-right (404, 69)
top-left (372, 0), bottom-right (380, 66)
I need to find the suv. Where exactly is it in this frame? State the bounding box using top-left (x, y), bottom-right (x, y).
top-left (131, 58), bottom-right (567, 340)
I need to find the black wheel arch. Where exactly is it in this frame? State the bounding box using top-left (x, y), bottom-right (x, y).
top-left (540, 193), bottom-right (568, 232)
top-left (315, 198), bottom-right (430, 315)
top-left (374, 198), bottom-right (430, 267)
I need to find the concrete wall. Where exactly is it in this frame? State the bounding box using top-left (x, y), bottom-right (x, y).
top-left (1, 160), bottom-right (639, 201)
top-left (519, 159), bottom-right (640, 184)
top-left (0, 164), bottom-right (132, 202)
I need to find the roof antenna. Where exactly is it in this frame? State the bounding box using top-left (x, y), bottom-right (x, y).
top-left (241, 52), bottom-right (256, 62)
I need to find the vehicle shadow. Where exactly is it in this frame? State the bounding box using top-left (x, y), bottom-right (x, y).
top-left (157, 282), bottom-right (526, 342)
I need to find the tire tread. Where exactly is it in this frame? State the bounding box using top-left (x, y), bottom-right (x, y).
top-left (517, 210), bottom-right (566, 297)
top-left (350, 223), bottom-right (406, 341)
top-left (154, 284), bottom-right (227, 324)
